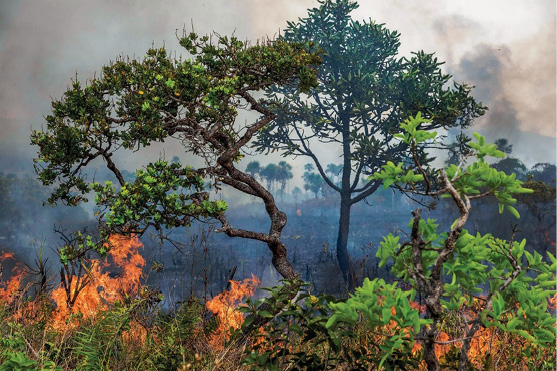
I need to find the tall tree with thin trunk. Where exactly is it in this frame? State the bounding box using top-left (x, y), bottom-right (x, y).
top-left (245, 160), bottom-right (261, 179)
top-left (255, 0), bottom-right (485, 289)
top-left (276, 161), bottom-right (293, 200)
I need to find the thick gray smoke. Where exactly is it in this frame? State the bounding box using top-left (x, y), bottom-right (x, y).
top-left (430, 9), bottom-right (556, 166)
top-left (1, 1), bottom-right (555, 175)
top-left (459, 44), bottom-right (521, 135)
top-left (456, 41), bottom-right (556, 165)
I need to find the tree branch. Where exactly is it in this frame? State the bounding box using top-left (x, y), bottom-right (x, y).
top-left (350, 179), bottom-right (381, 205)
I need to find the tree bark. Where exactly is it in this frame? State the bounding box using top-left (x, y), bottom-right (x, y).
top-left (270, 241), bottom-right (298, 279)
top-left (458, 322), bottom-right (480, 371)
top-left (217, 156), bottom-right (299, 281)
top-left (423, 326), bottom-right (441, 371)
top-left (336, 192), bottom-right (354, 291)
top-left (335, 109), bottom-right (355, 291)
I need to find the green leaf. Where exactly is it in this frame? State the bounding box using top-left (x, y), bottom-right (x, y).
top-left (165, 78), bottom-right (176, 89)
top-left (382, 307), bottom-right (392, 324)
top-left (383, 178), bottom-right (395, 189)
top-left (505, 205), bottom-right (520, 219)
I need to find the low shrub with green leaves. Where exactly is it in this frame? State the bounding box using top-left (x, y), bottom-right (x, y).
top-left (239, 114), bottom-right (556, 371)
top-left (354, 114), bottom-right (554, 370)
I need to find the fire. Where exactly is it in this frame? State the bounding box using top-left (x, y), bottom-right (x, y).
top-left (548, 294), bottom-right (557, 310)
top-left (206, 274), bottom-right (260, 349)
top-left (0, 250), bottom-right (25, 304)
top-left (0, 251), bottom-right (15, 260)
top-left (51, 234), bottom-right (145, 329)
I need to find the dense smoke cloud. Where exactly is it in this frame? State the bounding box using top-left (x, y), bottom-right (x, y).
top-left (0, 0), bottom-right (312, 175)
top-left (458, 44), bottom-right (520, 135)
top-left (428, 6), bottom-right (556, 166)
top-left (432, 15), bottom-right (481, 66)
top-left (0, 0), bottom-right (555, 176)
top-left (454, 36), bottom-right (556, 165)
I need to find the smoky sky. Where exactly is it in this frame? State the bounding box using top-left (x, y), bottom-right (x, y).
top-left (450, 27), bottom-right (556, 165)
top-left (0, 0), bottom-right (555, 179)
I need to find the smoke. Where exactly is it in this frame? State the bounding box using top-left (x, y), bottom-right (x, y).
top-left (0, 0), bottom-right (313, 177)
top-left (505, 24), bottom-right (556, 138)
top-left (430, 10), bottom-right (556, 166)
top-left (432, 15), bottom-right (482, 66)
top-left (458, 44), bottom-right (519, 135)
top-left (1, 1), bottom-right (555, 183)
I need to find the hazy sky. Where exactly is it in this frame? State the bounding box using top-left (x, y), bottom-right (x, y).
top-left (0, 0), bottom-right (555, 176)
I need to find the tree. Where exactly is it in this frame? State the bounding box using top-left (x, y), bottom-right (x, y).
top-left (445, 132), bottom-right (473, 166)
top-left (492, 137), bottom-right (527, 180)
top-left (493, 157), bottom-right (527, 180)
top-left (302, 164), bottom-right (325, 198)
top-left (518, 162), bottom-right (557, 255)
top-left (325, 163), bottom-right (342, 184)
top-left (528, 162), bottom-right (556, 184)
top-left (245, 161), bottom-right (261, 179)
top-left (276, 160), bottom-right (294, 194)
top-left (291, 186), bottom-right (302, 207)
top-left (260, 163), bottom-right (278, 191)
top-left (257, 161), bottom-right (293, 200)
top-left (494, 137), bottom-right (513, 155)
top-left (31, 32), bottom-right (320, 282)
top-left (328, 114), bottom-right (556, 370)
top-left (255, 0), bottom-right (486, 289)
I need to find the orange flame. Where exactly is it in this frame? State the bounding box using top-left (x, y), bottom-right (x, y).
top-left (206, 274), bottom-right (260, 349)
top-left (0, 251), bottom-right (15, 260)
top-left (51, 234), bottom-right (145, 329)
top-left (0, 251), bottom-right (25, 304)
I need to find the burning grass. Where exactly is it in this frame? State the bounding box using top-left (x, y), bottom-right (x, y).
top-left (51, 234), bottom-right (145, 329)
top-left (0, 251), bottom-right (24, 305)
top-left (206, 274), bottom-right (260, 349)
top-left (0, 239), bottom-right (554, 370)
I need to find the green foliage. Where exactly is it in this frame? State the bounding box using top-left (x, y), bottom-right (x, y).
top-left (140, 299), bottom-right (206, 370)
top-left (370, 113), bottom-right (556, 367)
top-left (71, 308), bottom-right (131, 370)
top-left (239, 280), bottom-right (422, 370)
top-left (254, 0), bottom-right (486, 288)
top-left (0, 352), bottom-right (38, 371)
top-left (373, 114), bottom-right (533, 218)
top-left (57, 230), bottom-right (102, 264)
top-left (240, 281), bottom-right (342, 370)
top-left (31, 36), bottom-right (320, 208)
top-left (0, 322), bottom-right (61, 371)
top-left (31, 28), bottom-right (320, 256)
top-left (92, 160), bottom-right (226, 236)
top-left (0, 324), bottom-right (30, 370)
top-left (327, 278), bottom-right (429, 369)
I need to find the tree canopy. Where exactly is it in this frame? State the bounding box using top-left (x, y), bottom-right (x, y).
top-left (32, 32), bottom-right (321, 280)
top-left (255, 0), bottom-right (486, 288)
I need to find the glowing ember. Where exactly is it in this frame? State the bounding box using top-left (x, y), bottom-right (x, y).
top-left (0, 251), bottom-right (15, 260)
top-left (122, 320), bottom-right (148, 345)
top-left (51, 234), bottom-right (145, 329)
top-left (206, 274), bottom-right (260, 349)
